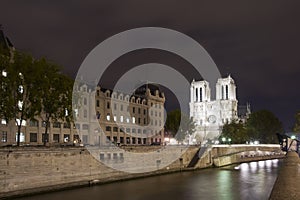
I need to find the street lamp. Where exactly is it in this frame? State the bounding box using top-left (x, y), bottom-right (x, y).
top-left (291, 135), bottom-right (296, 140)
top-left (222, 137), bottom-right (226, 144)
top-left (228, 138), bottom-right (232, 144)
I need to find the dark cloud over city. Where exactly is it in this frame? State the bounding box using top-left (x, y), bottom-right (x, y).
top-left (1, 0), bottom-right (299, 130)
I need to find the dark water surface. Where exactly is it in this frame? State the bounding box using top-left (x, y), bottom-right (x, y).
top-left (15, 159), bottom-right (282, 200)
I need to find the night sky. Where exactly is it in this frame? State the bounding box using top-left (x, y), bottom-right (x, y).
top-left (1, 0), bottom-right (299, 130)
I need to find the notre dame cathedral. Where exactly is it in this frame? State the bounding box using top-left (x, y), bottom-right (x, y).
top-left (189, 75), bottom-right (250, 142)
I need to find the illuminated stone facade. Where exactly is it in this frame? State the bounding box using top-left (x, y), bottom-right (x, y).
top-left (189, 75), bottom-right (249, 141)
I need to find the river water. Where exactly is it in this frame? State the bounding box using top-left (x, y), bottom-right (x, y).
top-left (15, 159), bottom-right (282, 200)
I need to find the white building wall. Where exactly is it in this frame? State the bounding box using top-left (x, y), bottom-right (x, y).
top-left (190, 75), bottom-right (239, 141)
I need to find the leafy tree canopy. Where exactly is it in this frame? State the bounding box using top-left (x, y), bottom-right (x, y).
top-left (165, 109), bottom-right (195, 141)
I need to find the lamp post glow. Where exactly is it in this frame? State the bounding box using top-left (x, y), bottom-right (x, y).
top-left (291, 135), bottom-right (296, 140)
top-left (222, 137), bottom-right (226, 144)
top-left (228, 138), bottom-right (232, 144)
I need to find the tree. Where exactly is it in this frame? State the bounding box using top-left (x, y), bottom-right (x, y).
top-left (0, 46), bottom-right (12, 119)
top-left (246, 110), bottom-right (283, 144)
top-left (35, 58), bottom-right (73, 144)
top-left (165, 109), bottom-right (196, 142)
top-left (4, 51), bottom-right (42, 146)
top-left (220, 120), bottom-right (248, 144)
top-left (293, 111), bottom-right (300, 132)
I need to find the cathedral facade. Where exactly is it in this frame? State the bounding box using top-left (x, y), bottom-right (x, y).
top-left (189, 75), bottom-right (248, 141)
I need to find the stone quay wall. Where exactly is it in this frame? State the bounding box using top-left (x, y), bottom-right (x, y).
top-left (269, 151), bottom-right (300, 200)
top-left (0, 145), bottom-right (202, 198)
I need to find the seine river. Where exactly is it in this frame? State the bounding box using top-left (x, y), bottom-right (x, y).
top-left (15, 159), bottom-right (282, 200)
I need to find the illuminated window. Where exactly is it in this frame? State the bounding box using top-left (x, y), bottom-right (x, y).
top-left (132, 117), bottom-right (135, 124)
top-left (1, 119), bottom-right (7, 125)
top-left (113, 115), bottom-right (117, 122)
top-left (1, 131), bottom-right (7, 142)
top-left (15, 132), bottom-right (25, 142)
top-left (120, 116), bottom-right (124, 122)
top-left (106, 113), bottom-right (110, 121)
top-left (16, 119), bottom-right (26, 126)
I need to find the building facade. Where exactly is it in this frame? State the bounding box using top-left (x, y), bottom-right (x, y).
top-left (189, 75), bottom-right (250, 141)
top-left (0, 84), bottom-right (165, 146)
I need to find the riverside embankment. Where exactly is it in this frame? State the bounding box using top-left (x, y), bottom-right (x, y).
top-left (0, 144), bottom-right (284, 199)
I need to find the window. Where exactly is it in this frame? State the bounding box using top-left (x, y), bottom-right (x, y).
top-left (126, 128), bottom-right (130, 133)
top-left (226, 85), bottom-right (229, 100)
top-left (42, 133), bottom-right (49, 143)
top-left (132, 129), bottom-right (136, 133)
top-left (96, 100), bottom-right (100, 107)
top-left (144, 118), bottom-right (146, 125)
top-left (64, 134), bottom-right (70, 142)
top-left (82, 124), bottom-right (89, 130)
top-left (100, 153), bottom-right (105, 160)
top-left (63, 122), bottom-right (71, 129)
top-left (133, 107), bottom-right (135, 113)
top-left (138, 108), bottom-right (140, 114)
top-left (159, 112), bottom-right (161, 117)
top-left (97, 90), bottom-right (100, 96)
top-left (1, 119), bottom-right (6, 125)
top-left (200, 87), bottom-right (202, 102)
top-left (53, 122), bottom-right (61, 128)
top-left (113, 153), bottom-right (118, 160)
top-left (155, 111), bottom-right (157, 117)
top-left (113, 115), bottom-right (117, 122)
top-left (29, 133), bottom-right (37, 142)
top-left (120, 105), bottom-right (123, 111)
top-left (107, 102), bottom-right (110, 109)
top-left (126, 117), bottom-right (130, 123)
top-left (76, 123), bottom-right (80, 130)
top-left (138, 118), bottom-right (141, 124)
top-left (83, 135), bottom-right (88, 143)
top-left (2, 70), bottom-right (7, 77)
top-left (138, 129), bottom-right (141, 133)
top-left (106, 113), bottom-right (110, 121)
top-left (84, 98), bottom-right (87, 105)
top-left (1, 131), bottom-right (7, 142)
top-left (15, 132), bottom-right (25, 142)
top-left (29, 120), bottom-right (39, 127)
top-left (132, 117), bottom-right (135, 124)
top-left (120, 116), bottom-right (124, 122)
top-left (53, 134), bottom-right (60, 143)
top-left (16, 119), bottom-right (26, 126)
top-left (113, 127), bottom-right (118, 132)
top-left (106, 126), bottom-right (111, 131)
top-left (114, 103), bottom-right (117, 110)
top-left (84, 109), bottom-right (87, 118)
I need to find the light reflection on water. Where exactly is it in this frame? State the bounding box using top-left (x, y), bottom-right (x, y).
top-left (15, 159), bottom-right (282, 200)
